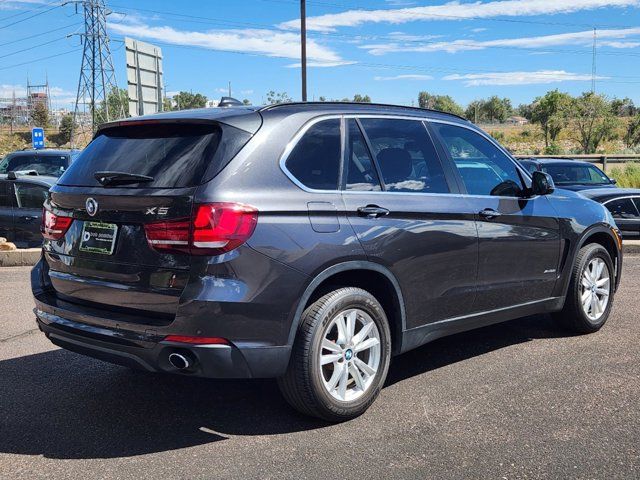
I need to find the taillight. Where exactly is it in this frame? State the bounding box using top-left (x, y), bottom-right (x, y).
top-left (144, 202), bottom-right (258, 255)
top-left (41, 208), bottom-right (73, 240)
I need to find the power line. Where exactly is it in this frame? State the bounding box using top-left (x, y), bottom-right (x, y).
top-left (0, 2), bottom-right (67, 29)
top-left (0, 36), bottom-right (71, 60)
top-left (0, 22), bottom-right (81, 47)
top-left (106, 4), bottom-right (640, 59)
top-left (0, 0), bottom-right (62, 22)
top-left (0, 48), bottom-right (81, 71)
top-left (259, 0), bottom-right (637, 29)
top-left (107, 34), bottom-right (640, 83)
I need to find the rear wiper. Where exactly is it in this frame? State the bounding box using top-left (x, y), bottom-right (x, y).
top-left (94, 171), bottom-right (154, 186)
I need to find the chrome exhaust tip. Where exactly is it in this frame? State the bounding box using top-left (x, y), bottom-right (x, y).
top-left (168, 352), bottom-right (192, 370)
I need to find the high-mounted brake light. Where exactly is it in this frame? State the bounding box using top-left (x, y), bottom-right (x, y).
top-left (144, 202), bottom-right (258, 255)
top-left (41, 208), bottom-right (73, 241)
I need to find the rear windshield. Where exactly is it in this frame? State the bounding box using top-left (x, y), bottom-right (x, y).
top-left (0, 154), bottom-right (68, 176)
top-left (58, 122), bottom-right (250, 188)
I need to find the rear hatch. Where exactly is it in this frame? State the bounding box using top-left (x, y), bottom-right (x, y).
top-left (42, 114), bottom-right (259, 324)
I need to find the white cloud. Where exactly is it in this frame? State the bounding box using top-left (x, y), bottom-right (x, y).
top-left (362, 26), bottom-right (640, 55)
top-left (443, 70), bottom-right (609, 86)
top-left (471, 28), bottom-right (487, 33)
top-left (374, 74), bottom-right (434, 81)
top-left (108, 19), bottom-right (348, 65)
top-left (279, 0), bottom-right (640, 32)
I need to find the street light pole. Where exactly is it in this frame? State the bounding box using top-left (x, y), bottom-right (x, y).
top-left (300, 0), bottom-right (307, 101)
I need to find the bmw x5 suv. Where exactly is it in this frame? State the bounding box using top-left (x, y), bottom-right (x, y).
top-left (32, 103), bottom-right (623, 421)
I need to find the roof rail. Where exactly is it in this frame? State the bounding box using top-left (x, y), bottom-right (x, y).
top-left (258, 101), bottom-right (469, 122)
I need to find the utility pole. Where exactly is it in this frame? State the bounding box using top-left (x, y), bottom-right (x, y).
top-left (591, 27), bottom-right (597, 94)
top-left (300, 0), bottom-right (307, 101)
top-left (71, 0), bottom-right (124, 146)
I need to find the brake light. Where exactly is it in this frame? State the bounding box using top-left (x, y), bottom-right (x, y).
top-left (144, 202), bottom-right (258, 255)
top-left (42, 208), bottom-right (73, 240)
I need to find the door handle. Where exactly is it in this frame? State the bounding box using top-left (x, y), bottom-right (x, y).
top-left (357, 205), bottom-right (390, 218)
top-left (478, 208), bottom-right (501, 219)
top-left (20, 215), bottom-right (39, 221)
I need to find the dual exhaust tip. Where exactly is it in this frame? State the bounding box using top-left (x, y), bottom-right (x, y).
top-left (168, 352), bottom-right (195, 370)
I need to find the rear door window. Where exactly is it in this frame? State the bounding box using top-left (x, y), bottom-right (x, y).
top-left (358, 118), bottom-right (450, 193)
top-left (285, 118), bottom-right (341, 190)
top-left (59, 123), bottom-right (250, 188)
top-left (606, 198), bottom-right (640, 219)
top-left (345, 119), bottom-right (381, 191)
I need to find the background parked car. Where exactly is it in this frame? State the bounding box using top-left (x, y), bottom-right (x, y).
top-left (0, 149), bottom-right (79, 178)
top-left (0, 173), bottom-right (56, 248)
top-left (579, 188), bottom-right (640, 238)
top-left (518, 158), bottom-right (617, 191)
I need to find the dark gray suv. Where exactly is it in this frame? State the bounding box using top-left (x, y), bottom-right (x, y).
top-left (32, 103), bottom-right (623, 421)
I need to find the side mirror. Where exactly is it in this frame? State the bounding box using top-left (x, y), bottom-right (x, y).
top-left (611, 178), bottom-right (617, 185)
top-left (531, 171), bottom-right (555, 196)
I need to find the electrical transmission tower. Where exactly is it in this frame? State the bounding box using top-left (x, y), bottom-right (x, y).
top-left (72, 0), bottom-right (124, 146)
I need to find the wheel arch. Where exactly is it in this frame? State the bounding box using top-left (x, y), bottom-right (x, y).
top-left (287, 261), bottom-right (406, 355)
top-left (557, 224), bottom-right (622, 299)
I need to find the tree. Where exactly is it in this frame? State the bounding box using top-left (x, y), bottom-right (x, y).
top-left (266, 90), bottom-right (292, 104)
top-left (162, 97), bottom-right (174, 112)
top-left (352, 94), bottom-right (371, 103)
top-left (625, 114), bottom-right (640, 148)
top-left (30, 102), bottom-right (49, 128)
top-left (96, 87), bottom-right (128, 122)
top-left (572, 92), bottom-right (620, 154)
top-left (173, 91), bottom-right (208, 110)
top-left (418, 92), bottom-right (464, 117)
top-left (465, 100), bottom-right (486, 123)
top-left (611, 97), bottom-right (636, 117)
top-left (482, 96), bottom-right (512, 123)
top-left (530, 90), bottom-right (572, 147)
top-left (318, 96), bottom-right (327, 102)
top-left (242, 98), bottom-right (251, 105)
top-left (57, 114), bottom-right (75, 145)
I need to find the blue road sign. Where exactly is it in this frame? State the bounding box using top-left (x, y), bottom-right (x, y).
top-left (32, 128), bottom-right (45, 150)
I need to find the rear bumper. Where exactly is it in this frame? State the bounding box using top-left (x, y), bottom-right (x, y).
top-left (34, 309), bottom-right (291, 378)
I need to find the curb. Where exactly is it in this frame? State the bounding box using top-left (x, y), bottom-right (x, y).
top-left (0, 248), bottom-right (42, 267)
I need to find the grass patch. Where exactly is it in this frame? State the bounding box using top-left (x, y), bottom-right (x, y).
top-left (610, 163), bottom-right (640, 188)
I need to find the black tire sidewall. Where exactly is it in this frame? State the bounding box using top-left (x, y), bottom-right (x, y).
top-left (306, 289), bottom-right (391, 418)
top-left (569, 244), bottom-right (615, 330)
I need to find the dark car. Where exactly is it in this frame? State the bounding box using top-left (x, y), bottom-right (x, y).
top-left (580, 188), bottom-right (640, 238)
top-left (32, 103), bottom-right (623, 421)
top-left (518, 157), bottom-right (617, 191)
top-left (0, 173), bottom-right (56, 247)
top-left (0, 148), bottom-right (79, 177)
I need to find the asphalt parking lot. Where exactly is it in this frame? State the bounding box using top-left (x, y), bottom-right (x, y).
top-left (1, 260), bottom-right (639, 480)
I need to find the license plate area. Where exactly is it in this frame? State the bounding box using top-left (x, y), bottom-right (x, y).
top-left (79, 222), bottom-right (118, 255)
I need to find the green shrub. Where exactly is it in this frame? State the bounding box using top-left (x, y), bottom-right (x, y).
top-left (609, 163), bottom-right (640, 188)
top-left (544, 142), bottom-right (564, 155)
top-left (489, 131), bottom-right (505, 142)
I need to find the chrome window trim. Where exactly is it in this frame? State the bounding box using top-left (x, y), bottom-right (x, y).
top-left (602, 195), bottom-right (640, 219)
top-left (278, 113), bottom-right (531, 200)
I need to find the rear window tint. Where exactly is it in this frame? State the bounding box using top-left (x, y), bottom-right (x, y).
top-left (285, 119), bottom-right (341, 190)
top-left (58, 123), bottom-right (250, 188)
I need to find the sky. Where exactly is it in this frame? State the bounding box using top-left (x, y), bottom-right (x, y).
top-left (1, 0), bottom-right (639, 110)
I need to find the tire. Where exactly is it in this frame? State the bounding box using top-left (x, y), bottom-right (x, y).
top-left (553, 243), bottom-right (615, 334)
top-left (278, 287), bottom-right (392, 422)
